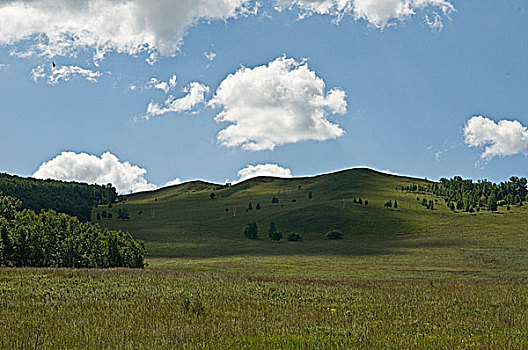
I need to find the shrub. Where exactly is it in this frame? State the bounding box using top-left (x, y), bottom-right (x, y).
top-left (326, 230), bottom-right (343, 240)
top-left (287, 233), bottom-right (302, 242)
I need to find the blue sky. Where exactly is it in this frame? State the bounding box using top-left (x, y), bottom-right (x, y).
top-left (1, 0), bottom-right (528, 193)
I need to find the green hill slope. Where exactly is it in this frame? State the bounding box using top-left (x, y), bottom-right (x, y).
top-left (95, 168), bottom-right (528, 279)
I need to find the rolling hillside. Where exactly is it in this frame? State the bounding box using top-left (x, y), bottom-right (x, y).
top-left (95, 168), bottom-right (528, 279)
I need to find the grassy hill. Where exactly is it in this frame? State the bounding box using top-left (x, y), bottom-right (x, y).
top-left (95, 168), bottom-right (528, 280)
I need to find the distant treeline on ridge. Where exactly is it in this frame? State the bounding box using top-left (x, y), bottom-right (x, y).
top-left (403, 176), bottom-right (528, 212)
top-left (0, 173), bottom-right (117, 222)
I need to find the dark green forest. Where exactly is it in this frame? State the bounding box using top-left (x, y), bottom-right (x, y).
top-left (0, 193), bottom-right (145, 268)
top-left (0, 173), bottom-right (117, 222)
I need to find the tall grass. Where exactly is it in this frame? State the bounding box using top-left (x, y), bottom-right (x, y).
top-left (1, 268), bottom-right (527, 348)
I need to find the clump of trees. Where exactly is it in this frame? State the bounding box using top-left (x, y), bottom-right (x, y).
top-left (268, 222), bottom-right (283, 241)
top-left (352, 198), bottom-right (369, 205)
top-left (0, 193), bottom-right (145, 268)
top-left (243, 221), bottom-right (258, 239)
top-left (0, 173), bottom-right (118, 222)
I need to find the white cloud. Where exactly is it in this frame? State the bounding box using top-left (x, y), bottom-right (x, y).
top-left (31, 64), bottom-right (102, 85)
top-left (425, 12), bottom-right (443, 31)
top-left (204, 51), bottom-right (217, 61)
top-left (464, 116), bottom-right (528, 161)
top-left (130, 75), bottom-right (177, 93)
top-left (235, 163), bottom-right (293, 183)
top-left (144, 74), bottom-right (178, 93)
top-left (0, 0), bottom-right (257, 62)
top-left (379, 169), bottom-right (399, 176)
top-left (210, 56), bottom-right (347, 151)
top-left (164, 178), bottom-right (183, 187)
top-left (169, 75), bottom-right (178, 89)
top-left (143, 82), bottom-right (209, 119)
top-left (275, 0), bottom-right (454, 29)
top-left (33, 151), bottom-right (157, 193)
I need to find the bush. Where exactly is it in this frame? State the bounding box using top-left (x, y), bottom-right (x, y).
top-left (287, 233), bottom-right (302, 242)
top-left (325, 230), bottom-right (343, 240)
top-left (243, 221), bottom-right (258, 239)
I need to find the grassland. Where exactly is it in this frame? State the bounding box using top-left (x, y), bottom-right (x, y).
top-left (1, 269), bottom-right (528, 349)
top-left (2, 168), bottom-right (528, 348)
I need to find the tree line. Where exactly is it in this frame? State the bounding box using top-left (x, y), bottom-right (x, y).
top-left (0, 193), bottom-right (145, 268)
top-left (0, 173), bottom-right (118, 222)
top-left (402, 176), bottom-right (528, 212)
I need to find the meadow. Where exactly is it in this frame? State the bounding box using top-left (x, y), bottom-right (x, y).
top-left (1, 269), bottom-right (527, 348)
top-left (2, 168), bottom-right (528, 348)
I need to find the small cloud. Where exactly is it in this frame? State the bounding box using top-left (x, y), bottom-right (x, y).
top-left (164, 178), bottom-right (182, 187)
top-left (379, 169), bottom-right (399, 176)
top-left (31, 64), bottom-right (102, 85)
top-left (133, 75), bottom-right (177, 93)
top-left (204, 51), bottom-right (217, 61)
top-left (143, 82), bottom-right (209, 119)
top-left (169, 75), bottom-right (177, 89)
top-left (425, 12), bottom-right (444, 31)
top-left (235, 163), bottom-right (293, 183)
top-left (464, 115), bottom-right (528, 163)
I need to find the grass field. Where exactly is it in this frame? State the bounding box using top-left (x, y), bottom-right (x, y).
top-left (1, 269), bottom-right (528, 349)
top-left (2, 168), bottom-right (528, 348)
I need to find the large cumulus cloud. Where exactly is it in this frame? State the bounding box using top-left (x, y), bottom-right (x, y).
top-left (210, 56), bottom-right (347, 151)
top-left (33, 151), bottom-right (157, 193)
top-left (0, 0), bottom-right (257, 62)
